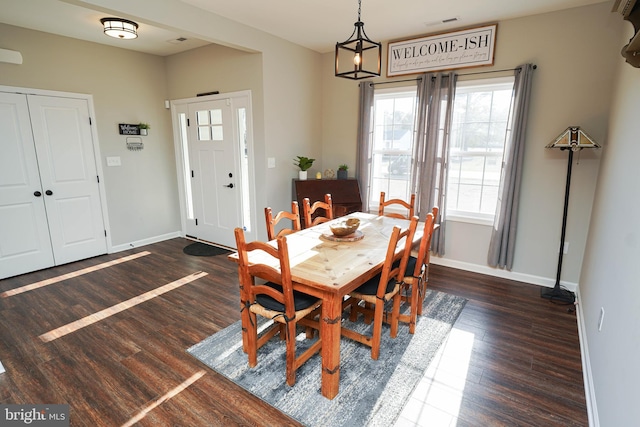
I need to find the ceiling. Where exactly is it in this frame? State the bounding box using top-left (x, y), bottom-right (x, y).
top-left (0, 0), bottom-right (609, 56)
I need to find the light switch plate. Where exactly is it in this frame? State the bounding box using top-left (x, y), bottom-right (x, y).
top-left (106, 156), bottom-right (121, 167)
top-left (267, 157), bottom-right (276, 168)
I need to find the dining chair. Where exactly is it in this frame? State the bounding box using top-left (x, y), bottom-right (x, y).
top-left (378, 191), bottom-right (416, 219)
top-left (302, 193), bottom-right (334, 228)
top-left (265, 201), bottom-right (301, 241)
top-left (399, 208), bottom-right (437, 334)
top-left (342, 215), bottom-right (419, 360)
top-left (234, 227), bottom-right (322, 386)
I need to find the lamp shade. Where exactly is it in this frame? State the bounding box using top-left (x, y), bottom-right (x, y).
top-left (100, 18), bottom-right (138, 39)
top-left (546, 126), bottom-right (600, 151)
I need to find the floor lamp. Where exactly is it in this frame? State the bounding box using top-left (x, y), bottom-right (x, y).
top-left (542, 126), bottom-right (600, 304)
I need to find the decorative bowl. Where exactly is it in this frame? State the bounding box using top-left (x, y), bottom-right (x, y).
top-left (329, 218), bottom-right (360, 237)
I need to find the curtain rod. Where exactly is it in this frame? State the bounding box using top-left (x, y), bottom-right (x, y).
top-left (368, 64), bottom-right (537, 86)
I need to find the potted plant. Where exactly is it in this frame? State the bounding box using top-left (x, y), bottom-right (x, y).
top-left (138, 123), bottom-right (150, 136)
top-left (294, 156), bottom-right (315, 180)
top-left (337, 164), bottom-right (348, 180)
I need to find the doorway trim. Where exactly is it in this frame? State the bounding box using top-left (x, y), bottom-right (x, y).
top-left (0, 84), bottom-right (113, 252)
top-left (170, 90), bottom-right (258, 247)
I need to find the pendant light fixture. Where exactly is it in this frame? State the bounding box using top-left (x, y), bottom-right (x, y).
top-left (100, 17), bottom-right (139, 40)
top-left (335, 0), bottom-right (381, 80)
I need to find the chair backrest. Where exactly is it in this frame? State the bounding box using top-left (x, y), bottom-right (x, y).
top-left (265, 201), bottom-right (301, 241)
top-left (234, 227), bottom-right (295, 318)
top-left (378, 192), bottom-right (416, 220)
top-left (376, 216), bottom-right (419, 298)
top-left (411, 211), bottom-right (435, 278)
top-left (302, 194), bottom-right (334, 228)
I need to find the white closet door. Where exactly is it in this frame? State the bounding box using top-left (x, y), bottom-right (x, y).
top-left (0, 93), bottom-right (54, 279)
top-left (27, 95), bottom-right (107, 265)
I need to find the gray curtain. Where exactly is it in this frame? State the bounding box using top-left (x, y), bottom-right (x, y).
top-left (487, 64), bottom-right (535, 269)
top-left (412, 72), bottom-right (457, 256)
top-left (356, 81), bottom-right (375, 211)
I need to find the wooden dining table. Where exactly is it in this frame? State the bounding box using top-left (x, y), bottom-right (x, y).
top-left (228, 212), bottom-right (424, 399)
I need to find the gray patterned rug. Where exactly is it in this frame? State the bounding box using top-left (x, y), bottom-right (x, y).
top-left (188, 289), bottom-right (466, 427)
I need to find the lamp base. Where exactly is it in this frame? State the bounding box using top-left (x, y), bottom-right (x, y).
top-left (541, 286), bottom-right (575, 304)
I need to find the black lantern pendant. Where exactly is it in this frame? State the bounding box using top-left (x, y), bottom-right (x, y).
top-left (335, 0), bottom-right (381, 80)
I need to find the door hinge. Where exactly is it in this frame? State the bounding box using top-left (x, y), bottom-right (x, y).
top-left (191, 170), bottom-right (194, 178)
top-left (104, 230), bottom-right (107, 237)
top-left (187, 118), bottom-right (190, 126)
top-left (97, 175), bottom-right (100, 183)
top-left (89, 117), bottom-right (92, 125)
top-left (195, 218), bottom-right (198, 226)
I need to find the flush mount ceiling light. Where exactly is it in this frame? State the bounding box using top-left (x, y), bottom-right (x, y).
top-left (335, 0), bottom-right (381, 80)
top-left (100, 17), bottom-right (138, 40)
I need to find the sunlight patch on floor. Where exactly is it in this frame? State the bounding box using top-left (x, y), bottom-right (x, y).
top-left (39, 271), bottom-right (207, 342)
top-left (1, 251), bottom-right (152, 297)
top-left (121, 370), bottom-right (206, 427)
top-left (395, 327), bottom-right (476, 427)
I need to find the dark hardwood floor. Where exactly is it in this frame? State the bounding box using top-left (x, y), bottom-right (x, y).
top-left (0, 238), bottom-right (587, 426)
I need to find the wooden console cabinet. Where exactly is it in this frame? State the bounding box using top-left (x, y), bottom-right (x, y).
top-left (292, 178), bottom-right (362, 226)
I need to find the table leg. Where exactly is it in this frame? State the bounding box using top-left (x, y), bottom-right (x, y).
top-left (320, 293), bottom-right (342, 399)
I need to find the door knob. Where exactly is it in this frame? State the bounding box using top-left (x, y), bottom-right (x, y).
top-left (224, 183), bottom-right (234, 188)
top-left (45, 190), bottom-right (53, 196)
top-left (34, 191), bottom-right (42, 197)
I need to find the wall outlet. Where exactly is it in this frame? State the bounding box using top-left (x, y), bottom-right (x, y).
top-left (563, 241), bottom-right (570, 254)
top-left (598, 307), bottom-right (605, 331)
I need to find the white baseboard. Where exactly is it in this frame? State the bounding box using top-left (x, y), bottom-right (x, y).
top-left (109, 231), bottom-right (182, 253)
top-left (430, 256), bottom-right (578, 292)
top-left (574, 290), bottom-right (599, 427)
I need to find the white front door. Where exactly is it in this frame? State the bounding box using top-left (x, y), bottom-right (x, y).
top-left (187, 99), bottom-right (241, 247)
top-left (0, 92), bottom-right (107, 279)
top-left (27, 95), bottom-right (107, 265)
top-left (0, 92), bottom-right (55, 278)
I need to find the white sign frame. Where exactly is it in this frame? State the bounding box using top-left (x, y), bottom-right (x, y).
top-left (387, 24), bottom-right (497, 77)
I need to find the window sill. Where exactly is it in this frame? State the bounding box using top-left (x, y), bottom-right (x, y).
top-left (445, 213), bottom-right (494, 227)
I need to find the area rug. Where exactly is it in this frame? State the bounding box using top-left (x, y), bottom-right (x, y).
top-left (187, 289), bottom-right (466, 427)
top-left (183, 242), bottom-right (231, 257)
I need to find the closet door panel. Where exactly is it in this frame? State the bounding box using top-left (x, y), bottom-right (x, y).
top-left (0, 92), bottom-right (54, 279)
top-left (27, 95), bottom-right (107, 265)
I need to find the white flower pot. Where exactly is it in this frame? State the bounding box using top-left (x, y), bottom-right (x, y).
top-left (299, 170), bottom-right (307, 180)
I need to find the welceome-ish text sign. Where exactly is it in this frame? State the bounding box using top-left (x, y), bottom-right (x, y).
top-left (387, 24), bottom-right (497, 76)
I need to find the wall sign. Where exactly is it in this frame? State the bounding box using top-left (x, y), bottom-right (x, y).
top-left (119, 123), bottom-right (141, 135)
top-left (387, 24), bottom-right (497, 77)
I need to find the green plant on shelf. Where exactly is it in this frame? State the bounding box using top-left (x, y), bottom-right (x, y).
top-left (294, 156), bottom-right (315, 171)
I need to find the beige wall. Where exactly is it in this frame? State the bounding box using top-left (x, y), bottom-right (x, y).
top-left (78, 0), bottom-right (325, 240)
top-left (320, 2), bottom-right (622, 288)
top-left (0, 23), bottom-right (180, 248)
top-left (577, 18), bottom-right (640, 426)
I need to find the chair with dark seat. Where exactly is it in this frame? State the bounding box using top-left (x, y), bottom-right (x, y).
top-left (378, 191), bottom-right (416, 220)
top-left (265, 201), bottom-right (301, 241)
top-left (302, 193), bottom-right (334, 228)
top-left (399, 207), bottom-right (437, 334)
top-left (234, 227), bottom-right (322, 386)
top-left (342, 216), bottom-right (419, 360)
